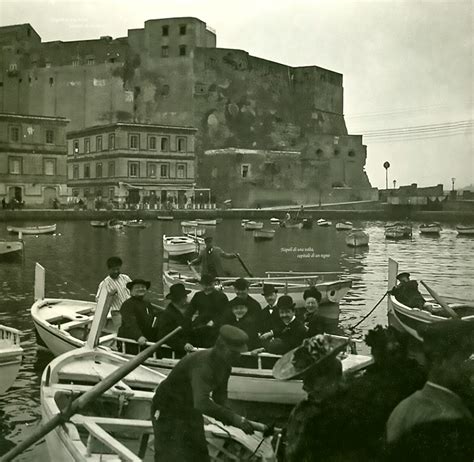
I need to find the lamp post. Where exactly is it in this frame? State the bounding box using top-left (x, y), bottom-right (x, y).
top-left (393, 179), bottom-right (397, 189)
top-left (451, 177), bottom-right (455, 192)
top-left (383, 161), bottom-right (390, 190)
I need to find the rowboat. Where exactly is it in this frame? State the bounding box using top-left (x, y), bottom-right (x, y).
top-left (157, 215), bottom-right (174, 221)
top-left (163, 270), bottom-right (352, 308)
top-left (345, 229), bottom-right (369, 247)
top-left (336, 222), bottom-right (353, 231)
top-left (181, 220), bottom-right (199, 227)
top-left (419, 223), bottom-right (441, 235)
top-left (317, 219), bottom-right (332, 227)
top-left (182, 224), bottom-right (207, 236)
top-left (241, 219), bottom-right (250, 227)
top-left (90, 221), bottom-right (107, 228)
top-left (163, 235), bottom-right (202, 258)
top-left (387, 258), bottom-right (474, 341)
top-left (385, 222), bottom-right (412, 239)
top-left (253, 229), bottom-right (276, 241)
top-left (107, 219), bottom-right (123, 229)
top-left (195, 219), bottom-right (218, 226)
top-left (456, 225), bottom-right (474, 236)
top-left (7, 224), bottom-right (56, 235)
top-left (124, 219), bottom-right (147, 228)
top-left (0, 324), bottom-right (23, 394)
top-left (280, 220), bottom-right (303, 229)
top-left (385, 227), bottom-right (405, 240)
top-left (0, 238), bottom-right (24, 257)
top-left (270, 217), bottom-right (280, 224)
top-left (244, 221), bottom-right (264, 230)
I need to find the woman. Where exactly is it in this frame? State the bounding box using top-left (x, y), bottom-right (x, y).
top-left (303, 287), bottom-right (325, 337)
top-left (221, 302), bottom-right (260, 350)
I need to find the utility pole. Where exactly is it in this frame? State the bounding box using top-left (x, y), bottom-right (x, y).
top-left (383, 161), bottom-right (390, 190)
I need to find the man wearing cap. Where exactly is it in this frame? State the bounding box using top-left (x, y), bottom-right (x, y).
top-left (228, 277), bottom-right (262, 319)
top-left (117, 279), bottom-right (157, 354)
top-left (391, 272), bottom-right (431, 310)
top-left (189, 236), bottom-right (237, 278)
top-left (158, 283), bottom-right (196, 356)
top-left (258, 284), bottom-right (282, 339)
top-left (151, 325), bottom-right (262, 461)
top-left (386, 320), bottom-right (474, 460)
top-left (96, 256), bottom-right (132, 328)
top-left (188, 274), bottom-right (229, 347)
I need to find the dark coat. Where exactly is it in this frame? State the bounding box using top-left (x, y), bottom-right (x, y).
top-left (304, 312), bottom-right (325, 337)
top-left (192, 246), bottom-right (235, 278)
top-left (228, 295), bottom-right (262, 319)
top-left (188, 289), bottom-right (229, 327)
top-left (157, 302), bottom-right (193, 356)
top-left (392, 280), bottom-right (426, 309)
top-left (258, 304), bottom-right (283, 335)
top-left (266, 318), bottom-right (307, 355)
top-left (118, 296), bottom-right (157, 341)
top-left (221, 311), bottom-right (260, 350)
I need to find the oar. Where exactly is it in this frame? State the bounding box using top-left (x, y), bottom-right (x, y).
top-left (235, 253), bottom-right (254, 278)
top-left (0, 327), bottom-right (182, 462)
top-left (187, 260), bottom-right (201, 279)
top-left (420, 280), bottom-right (459, 319)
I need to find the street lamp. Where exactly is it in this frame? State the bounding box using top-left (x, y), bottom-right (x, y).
top-left (383, 161), bottom-right (390, 190)
top-left (451, 177), bottom-right (456, 192)
top-left (393, 179), bottom-right (397, 189)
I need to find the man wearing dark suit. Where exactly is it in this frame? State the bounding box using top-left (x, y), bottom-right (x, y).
top-left (258, 284), bottom-right (282, 336)
top-left (228, 278), bottom-right (261, 319)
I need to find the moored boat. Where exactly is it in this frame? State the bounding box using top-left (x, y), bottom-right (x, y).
top-left (419, 223), bottom-right (441, 235)
top-left (253, 229), bottom-right (276, 241)
top-left (456, 225), bottom-right (474, 236)
top-left (124, 219), bottom-right (147, 228)
top-left (0, 324), bottom-right (23, 394)
top-left (385, 222), bottom-right (412, 239)
top-left (270, 217), bottom-right (280, 224)
top-left (182, 224), bottom-right (207, 236)
top-left (336, 221), bottom-right (353, 231)
top-left (7, 224), bottom-right (56, 235)
top-left (345, 229), bottom-right (369, 247)
top-left (317, 219), bottom-right (332, 227)
top-left (107, 219), bottom-right (123, 229)
top-left (241, 219), bottom-right (250, 227)
top-left (163, 235), bottom-right (203, 258)
top-left (90, 221), bottom-right (107, 228)
top-left (157, 215), bottom-right (174, 221)
top-left (244, 221), bottom-right (264, 230)
top-left (195, 218), bottom-right (218, 226)
top-left (0, 238), bottom-right (24, 257)
top-left (280, 220), bottom-right (303, 229)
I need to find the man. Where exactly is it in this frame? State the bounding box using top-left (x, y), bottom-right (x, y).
top-left (228, 278), bottom-right (262, 319)
top-left (221, 301), bottom-right (260, 350)
top-left (151, 325), bottom-right (262, 462)
top-left (117, 279), bottom-right (158, 354)
top-left (258, 284), bottom-right (282, 338)
top-left (188, 274), bottom-right (229, 347)
top-left (158, 283), bottom-right (195, 356)
top-left (96, 256), bottom-right (131, 328)
top-left (391, 272), bottom-right (431, 310)
top-left (190, 236), bottom-right (237, 278)
top-left (386, 320), bottom-right (474, 460)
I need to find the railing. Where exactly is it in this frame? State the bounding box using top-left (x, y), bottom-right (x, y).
top-left (0, 325), bottom-right (21, 346)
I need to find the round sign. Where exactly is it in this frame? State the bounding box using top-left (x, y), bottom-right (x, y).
top-left (383, 161), bottom-right (390, 169)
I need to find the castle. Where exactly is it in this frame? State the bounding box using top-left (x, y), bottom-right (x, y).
top-left (0, 18), bottom-right (373, 207)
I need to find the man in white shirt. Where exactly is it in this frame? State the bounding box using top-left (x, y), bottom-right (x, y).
top-left (96, 256), bottom-right (132, 329)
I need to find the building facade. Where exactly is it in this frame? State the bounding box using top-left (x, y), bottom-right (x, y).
top-left (0, 18), bottom-right (372, 201)
top-left (0, 112), bottom-right (69, 207)
top-left (66, 122), bottom-right (197, 207)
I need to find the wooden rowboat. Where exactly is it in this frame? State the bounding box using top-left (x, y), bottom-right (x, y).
top-left (419, 223), bottom-right (441, 235)
top-left (253, 229), bottom-right (276, 241)
top-left (163, 235), bottom-right (203, 258)
top-left (0, 324), bottom-right (23, 394)
top-left (7, 224), bottom-right (56, 235)
top-left (244, 221), bottom-right (264, 230)
top-left (90, 221), bottom-right (107, 228)
top-left (0, 238), bottom-right (24, 257)
top-left (124, 219), bottom-right (147, 228)
top-left (456, 225), bottom-right (474, 236)
top-left (270, 217), bottom-right (280, 224)
top-left (107, 219), bottom-right (123, 229)
top-left (336, 222), bottom-right (353, 231)
top-left (345, 229), bottom-right (369, 247)
top-left (157, 215), bottom-right (174, 221)
top-left (280, 220), bottom-right (303, 229)
top-left (182, 224), bottom-right (207, 236)
top-left (195, 219), bottom-right (218, 226)
top-left (317, 219), bottom-right (332, 227)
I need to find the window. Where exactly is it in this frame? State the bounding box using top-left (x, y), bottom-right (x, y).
top-left (8, 157), bottom-right (22, 174)
top-left (72, 59), bottom-right (80, 66)
top-left (44, 159), bottom-right (56, 175)
top-left (84, 138), bottom-right (90, 153)
top-left (179, 24), bottom-right (187, 35)
top-left (84, 188), bottom-right (90, 197)
top-left (96, 136), bottom-right (102, 152)
top-left (160, 137), bottom-right (169, 151)
top-left (162, 25), bottom-right (169, 36)
top-left (87, 58), bottom-right (95, 65)
top-left (348, 150), bottom-right (356, 158)
top-left (45, 62), bottom-right (52, 68)
top-left (177, 164), bottom-right (186, 179)
top-left (161, 46), bottom-right (169, 58)
top-left (73, 139), bottom-right (79, 154)
top-left (129, 134), bottom-right (139, 149)
top-left (10, 126), bottom-right (20, 142)
top-left (148, 136), bottom-right (157, 150)
top-left (129, 162), bottom-right (139, 177)
top-left (84, 164), bottom-right (90, 178)
top-left (72, 189), bottom-right (79, 197)
top-left (241, 164), bottom-right (250, 178)
top-left (45, 129), bottom-right (54, 144)
top-left (148, 163), bottom-right (157, 178)
top-left (179, 45), bottom-right (186, 57)
top-left (9, 63), bottom-right (17, 71)
top-left (49, 77), bottom-right (54, 87)
top-left (177, 137), bottom-right (187, 152)
top-left (108, 161), bottom-right (115, 177)
top-left (109, 187), bottom-right (115, 199)
top-left (334, 149), bottom-right (340, 157)
top-left (161, 84), bottom-right (170, 96)
top-left (73, 164), bottom-right (79, 179)
top-left (96, 163), bottom-right (103, 178)
top-left (160, 164), bottom-right (169, 178)
top-left (95, 187), bottom-right (103, 198)
top-left (108, 133), bottom-right (115, 150)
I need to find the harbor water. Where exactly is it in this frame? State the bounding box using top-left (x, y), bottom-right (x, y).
top-left (1, 218), bottom-right (474, 459)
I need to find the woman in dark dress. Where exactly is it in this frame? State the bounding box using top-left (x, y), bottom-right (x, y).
top-left (303, 287), bottom-right (325, 337)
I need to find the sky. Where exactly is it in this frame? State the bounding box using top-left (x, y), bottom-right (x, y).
top-left (1, 0), bottom-right (473, 189)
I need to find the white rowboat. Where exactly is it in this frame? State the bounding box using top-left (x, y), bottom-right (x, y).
top-left (244, 221), bottom-right (264, 230)
top-left (336, 222), bottom-right (353, 231)
top-left (253, 229), bottom-right (276, 241)
top-left (7, 224), bottom-right (56, 235)
top-left (0, 324), bottom-right (23, 394)
top-left (456, 225), bottom-right (474, 236)
top-left (163, 235), bottom-right (203, 257)
top-left (419, 223), bottom-right (441, 235)
top-left (317, 219), bottom-right (332, 227)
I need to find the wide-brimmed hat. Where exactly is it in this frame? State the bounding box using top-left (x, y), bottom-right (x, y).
top-left (218, 325), bottom-right (248, 352)
top-left (396, 272), bottom-right (411, 281)
top-left (276, 295), bottom-right (295, 311)
top-left (126, 279), bottom-right (151, 290)
top-left (273, 334), bottom-right (350, 380)
top-left (233, 278), bottom-right (249, 290)
top-left (166, 283), bottom-right (191, 300)
top-left (262, 284), bottom-right (278, 296)
top-left (200, 274), bottom-right (216, 285)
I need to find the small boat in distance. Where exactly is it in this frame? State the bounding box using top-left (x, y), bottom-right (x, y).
top-left (0, 238), bottom-right (24, 257)
top-left (385, 223), bottom-right (412, 240)
top-left (0, 324), bottom-right (23, 394)
top-left (163, 235), bottom-right (203, 258)
top-left (419, 223), bottom-right (441, 235)
top-left (253, 229), bottom-right (276, 241)
top-left (157, 215), bottom-right (174, 221)
top-left (346, 229), bottom-right (369, 247)
top-left (195, 218), bottom-right (218, 226)
top-left (336, 221), bottom-right (353, 231)
top-left (244, 221), bottom-right (264, 231)
top-left (280, 220), bottom-right (303, 229)
top-left (7, 224), bottom-right (56, 235)
top-left (270, 217), bottom-right (280, 224)
top-left (107, 219), bottom-right (123, 229)
top-left (182, 224), bottom-right (207, 236)
top-left (124, 219), bottom-right (147, 228)
top-left (456, 225), bottom-right (474, 236)
top-left (241, 219), bottom-right (250, 227)
top-left (90, 221), bottom-right (107, 228)
top-left (317, 219), bottom-right (332, 227)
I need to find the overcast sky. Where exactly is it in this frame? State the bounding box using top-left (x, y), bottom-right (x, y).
top-left (1, 0), bottom-right (472, 189)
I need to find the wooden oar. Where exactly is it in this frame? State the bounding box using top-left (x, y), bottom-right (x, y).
top-left (187, 260), bottom-right (201, 279)
top-left (420, 280), bottom-right (459, 319)
top-left (0, 327), bottom-right (182, 462)
top-left (235, 253), bottom-right (254, 278)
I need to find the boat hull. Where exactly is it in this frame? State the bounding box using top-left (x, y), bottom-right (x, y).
top-left (244, 221), bottom-right (264, 230)
top-left (7, 224), bottom-right (56, 235)
top-left (0, 325), bottom-right (23, 394)
top-left (336, 223), bottom-right (353, 231)
top-left (345, 231), bottom-right (369, 247)
top-left (457, 226), bottom-right (474, 236)
top-left (163, 235), bottom-right (202, 257)
top-left (419, 224), bottom-right (441, 235)
top-left (0, 240), bottom-right (23, 256)
top-left (90, 221), bottom-right (107, 228)
top-left (253, 230), bottom-right (275, 241)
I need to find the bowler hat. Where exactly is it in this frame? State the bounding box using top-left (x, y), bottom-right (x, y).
top-left (276, 295), bottom-right (296, 311)
top-left (233, 278), bottom-right (249, 290)
top-left (262, 284), bottom-right (278, 296)
top-left (126, 279), bottom-right (151, 290)
top-left (200, 274), bottom-right (216, 285)
top-left (396, 272), bottom-right (411, 281)
top-left (218, 325), bottom-right (248, 352)
top-left (166, 283), bottom-right (191, 300)
top-left (273, 334), bottom-right (350, 380)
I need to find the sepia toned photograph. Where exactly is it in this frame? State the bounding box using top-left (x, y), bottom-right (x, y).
top-left (0, 0), bottom-right (472, 460)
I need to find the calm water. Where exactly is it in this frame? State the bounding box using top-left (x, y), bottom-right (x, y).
top-left (1, 219), bottom-right (474, 459)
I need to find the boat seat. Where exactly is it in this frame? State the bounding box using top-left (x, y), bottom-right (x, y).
top-left (59, 319), bottom-right (92, 331)
top-left (98, 333), bottom-right (117, 344)
top-left (72, 415), bottom-right (153, 434)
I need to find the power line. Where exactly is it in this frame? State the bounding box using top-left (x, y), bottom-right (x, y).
top-left (345, 103), bottom-right (471, 119)
top-left (366, 128), bottom-right (473, 143)
top-left (362, 120), bottom-right (473, 136)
